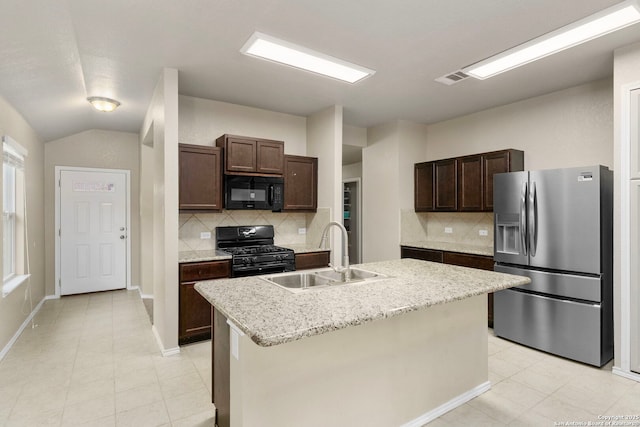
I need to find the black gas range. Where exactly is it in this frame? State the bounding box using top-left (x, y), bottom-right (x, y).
top-left (216, 225), bottom-right (295, 277)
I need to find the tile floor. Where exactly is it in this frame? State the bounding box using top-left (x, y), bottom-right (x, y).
top-left (431, 334), bottom-right (640, 426)
top-left (0, 290), bottom-right (215, 426)
top-left (0, 289), bottom-right (639, 426)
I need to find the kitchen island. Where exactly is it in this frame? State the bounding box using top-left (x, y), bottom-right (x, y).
top-left (195, 258), bottom-right (529, 427)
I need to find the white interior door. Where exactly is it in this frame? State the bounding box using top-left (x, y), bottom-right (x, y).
top-left (59, 169), bottom-right (127, 295)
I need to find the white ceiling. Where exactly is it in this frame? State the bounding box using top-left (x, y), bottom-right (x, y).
top-left (1, 0), bottom-right (639, 149)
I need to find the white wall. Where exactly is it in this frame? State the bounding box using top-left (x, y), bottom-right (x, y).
top-left (362, 121), bottom-right (427, 262)
top-left (343, 125), bottom-right (367, 148)
top-left (613, 41), bottom-right (640, 370)
top-left (426, 79), bottom-right (613, 170)
top-left (178, 96), bottom-right (307, 154)
top-left (0, 95), bottom-right (45, 355)
top-left (140, 68), bottom-right (180, 354)
top-left (343, 162), bottom-right (362, 180)
top-left (44, 130), bottom-right (140, 295)
top-left (307, 106), bottom-right (343, 265)
top-left (140, 137), bottom-right (154, 297)
top-left (397, 121), bottom-right (430, 209)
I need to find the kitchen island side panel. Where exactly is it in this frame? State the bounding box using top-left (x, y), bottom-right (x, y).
top-left (228, 295), bottom-right (488, 427)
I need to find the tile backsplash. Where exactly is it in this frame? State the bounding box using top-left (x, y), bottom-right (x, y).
top-left (400, 209), bottom-right (494, 247)
top-left (179, 208), bottom-right (330, 251)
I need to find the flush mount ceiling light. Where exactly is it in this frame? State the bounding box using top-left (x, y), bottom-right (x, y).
top-left (240, 32), bottom-right (375, 84)
top-left (463, 0), bottom-right (640, 80)
top-left (87, 96), bottom-right (121, 112)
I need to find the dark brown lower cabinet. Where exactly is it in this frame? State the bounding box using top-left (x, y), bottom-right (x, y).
top-left (442, 252), bottom-right (495, 270)
top-left (179, 260), bottom-right (231, 345)
top-left (400, 247), bottom-right (443, 263)
top-left (400, 246), bottom-right (495, 327)
top-left (294, 251), bottom-right (330, 270)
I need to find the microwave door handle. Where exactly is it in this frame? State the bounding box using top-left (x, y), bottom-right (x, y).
top-left (268, 184), bottom-right (274, 206)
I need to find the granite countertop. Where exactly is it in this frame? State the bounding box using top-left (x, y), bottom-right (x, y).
top-left (178, 245), bottom-right (328, 263)
top-left (280, 244), bottom-right (330, 254)
top-left (179, 250), bottom-right (232, 263)
top-left (195, 258), bottom-right (529, 347)
top-left (401, 241), bottom-right (494, 257)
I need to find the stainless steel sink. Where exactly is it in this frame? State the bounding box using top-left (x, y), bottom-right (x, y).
top-left (316, 268), bottom-right (380, 282)
top-left (261, 267), bottom-right (386, 293)
top-left (263, 272), bottom-right (331, 289)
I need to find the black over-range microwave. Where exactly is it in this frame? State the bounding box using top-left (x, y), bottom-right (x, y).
top-left (224, 175), bottom-right (284, 211)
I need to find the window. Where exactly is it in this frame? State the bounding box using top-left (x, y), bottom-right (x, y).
top-left (3, 159), bottom-right (16, 280)
top-left (2, 136), bottom-right (28, 297)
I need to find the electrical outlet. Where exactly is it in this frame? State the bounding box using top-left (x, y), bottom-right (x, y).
top-left (479, 229), bottom-right (489, 236)
top-left (200, 231), bottom-right (212, 239)
top-left (444, 227), bottom-right (453, 234)
top-left (298, 228), bottom-right (307, 235)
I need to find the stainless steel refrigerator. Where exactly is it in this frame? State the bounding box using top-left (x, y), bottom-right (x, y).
top-left (493, 165), bottom-right (613, 367)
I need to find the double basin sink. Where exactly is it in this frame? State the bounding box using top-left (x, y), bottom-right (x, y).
top-left (262, 267), bottom-right (387, 293)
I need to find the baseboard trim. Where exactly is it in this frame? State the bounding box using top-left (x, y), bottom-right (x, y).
top-left (400, 381), bottom-right (491, 427)
top-left (0, 297), bottom-right (46, 361)
top-left (613, 366), bottom-right (640, 383)
top-left (151, 325), bottom-right (181, 357)
top-left (136, 286), bottom-right (153, 300)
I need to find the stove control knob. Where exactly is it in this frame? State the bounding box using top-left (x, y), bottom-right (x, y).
top-left (252, 257), bottom-right (259, 263)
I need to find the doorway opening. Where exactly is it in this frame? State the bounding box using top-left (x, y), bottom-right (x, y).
top-left (343, 179), bottom-right (361, 264)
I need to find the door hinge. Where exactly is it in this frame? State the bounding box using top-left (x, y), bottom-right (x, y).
top-left (58, 278), bottom-right (61, 288)
top-left (58, 179), bottom-right (61, 187)
top-left (58, 228), bottom-right (61, 237)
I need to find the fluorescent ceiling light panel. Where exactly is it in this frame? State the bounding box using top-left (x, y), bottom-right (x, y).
top-left (240, 32), bottom-right (375, 83)
top-left (464, 0), bottom-right (640, 79)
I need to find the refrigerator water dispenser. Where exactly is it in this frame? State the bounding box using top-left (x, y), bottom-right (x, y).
top-left (496, 214), bottom-right (521, 255)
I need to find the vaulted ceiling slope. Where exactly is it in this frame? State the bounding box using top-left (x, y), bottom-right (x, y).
top-left (1, 0), bottom-right (639, 142)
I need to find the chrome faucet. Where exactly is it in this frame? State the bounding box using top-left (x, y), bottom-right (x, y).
top-left (319, 221), bottom-right (351, 281)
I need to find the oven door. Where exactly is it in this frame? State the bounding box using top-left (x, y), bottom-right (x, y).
top-left (232, 263), bottom-right (292, 278)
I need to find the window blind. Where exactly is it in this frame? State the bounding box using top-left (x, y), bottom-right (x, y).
top-left (3, 141), bottom-right (24, 170)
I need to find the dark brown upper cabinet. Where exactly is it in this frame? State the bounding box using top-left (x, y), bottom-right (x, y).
top-left (482, 150), bottom-right (524, 211)
top-left (458, 155), bottom-right (483, 211)
top-left (415, 149), bottom-right (524, 212)
top-left (414, 162), bottom-right (434, 211)
top-left (216, 134), bottom-right (284, 176)
top-left (283, 155), bottom-right (318, 211)
top-left (434, 159), bottom-right (458, 211)
top-left (179, 143), bottom-right (223, 211)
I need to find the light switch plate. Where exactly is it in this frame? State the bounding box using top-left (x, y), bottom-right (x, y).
top-left (444, 227), bottom-right (453, 234)
top-left (298, 228), bottom-right (306, 235)
top-left (200, 231), bottom-right (212, 239)
top-left (479, 229), bottom-right (489, 236)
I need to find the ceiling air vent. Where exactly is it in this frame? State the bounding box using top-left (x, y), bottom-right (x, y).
top-left (435, 70), bottom-right (470, 85)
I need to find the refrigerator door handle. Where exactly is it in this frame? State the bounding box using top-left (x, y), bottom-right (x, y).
top-left (529, 181), bottom-right (538, 256)
top-left (520, 181), bottom-right (528, 256)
